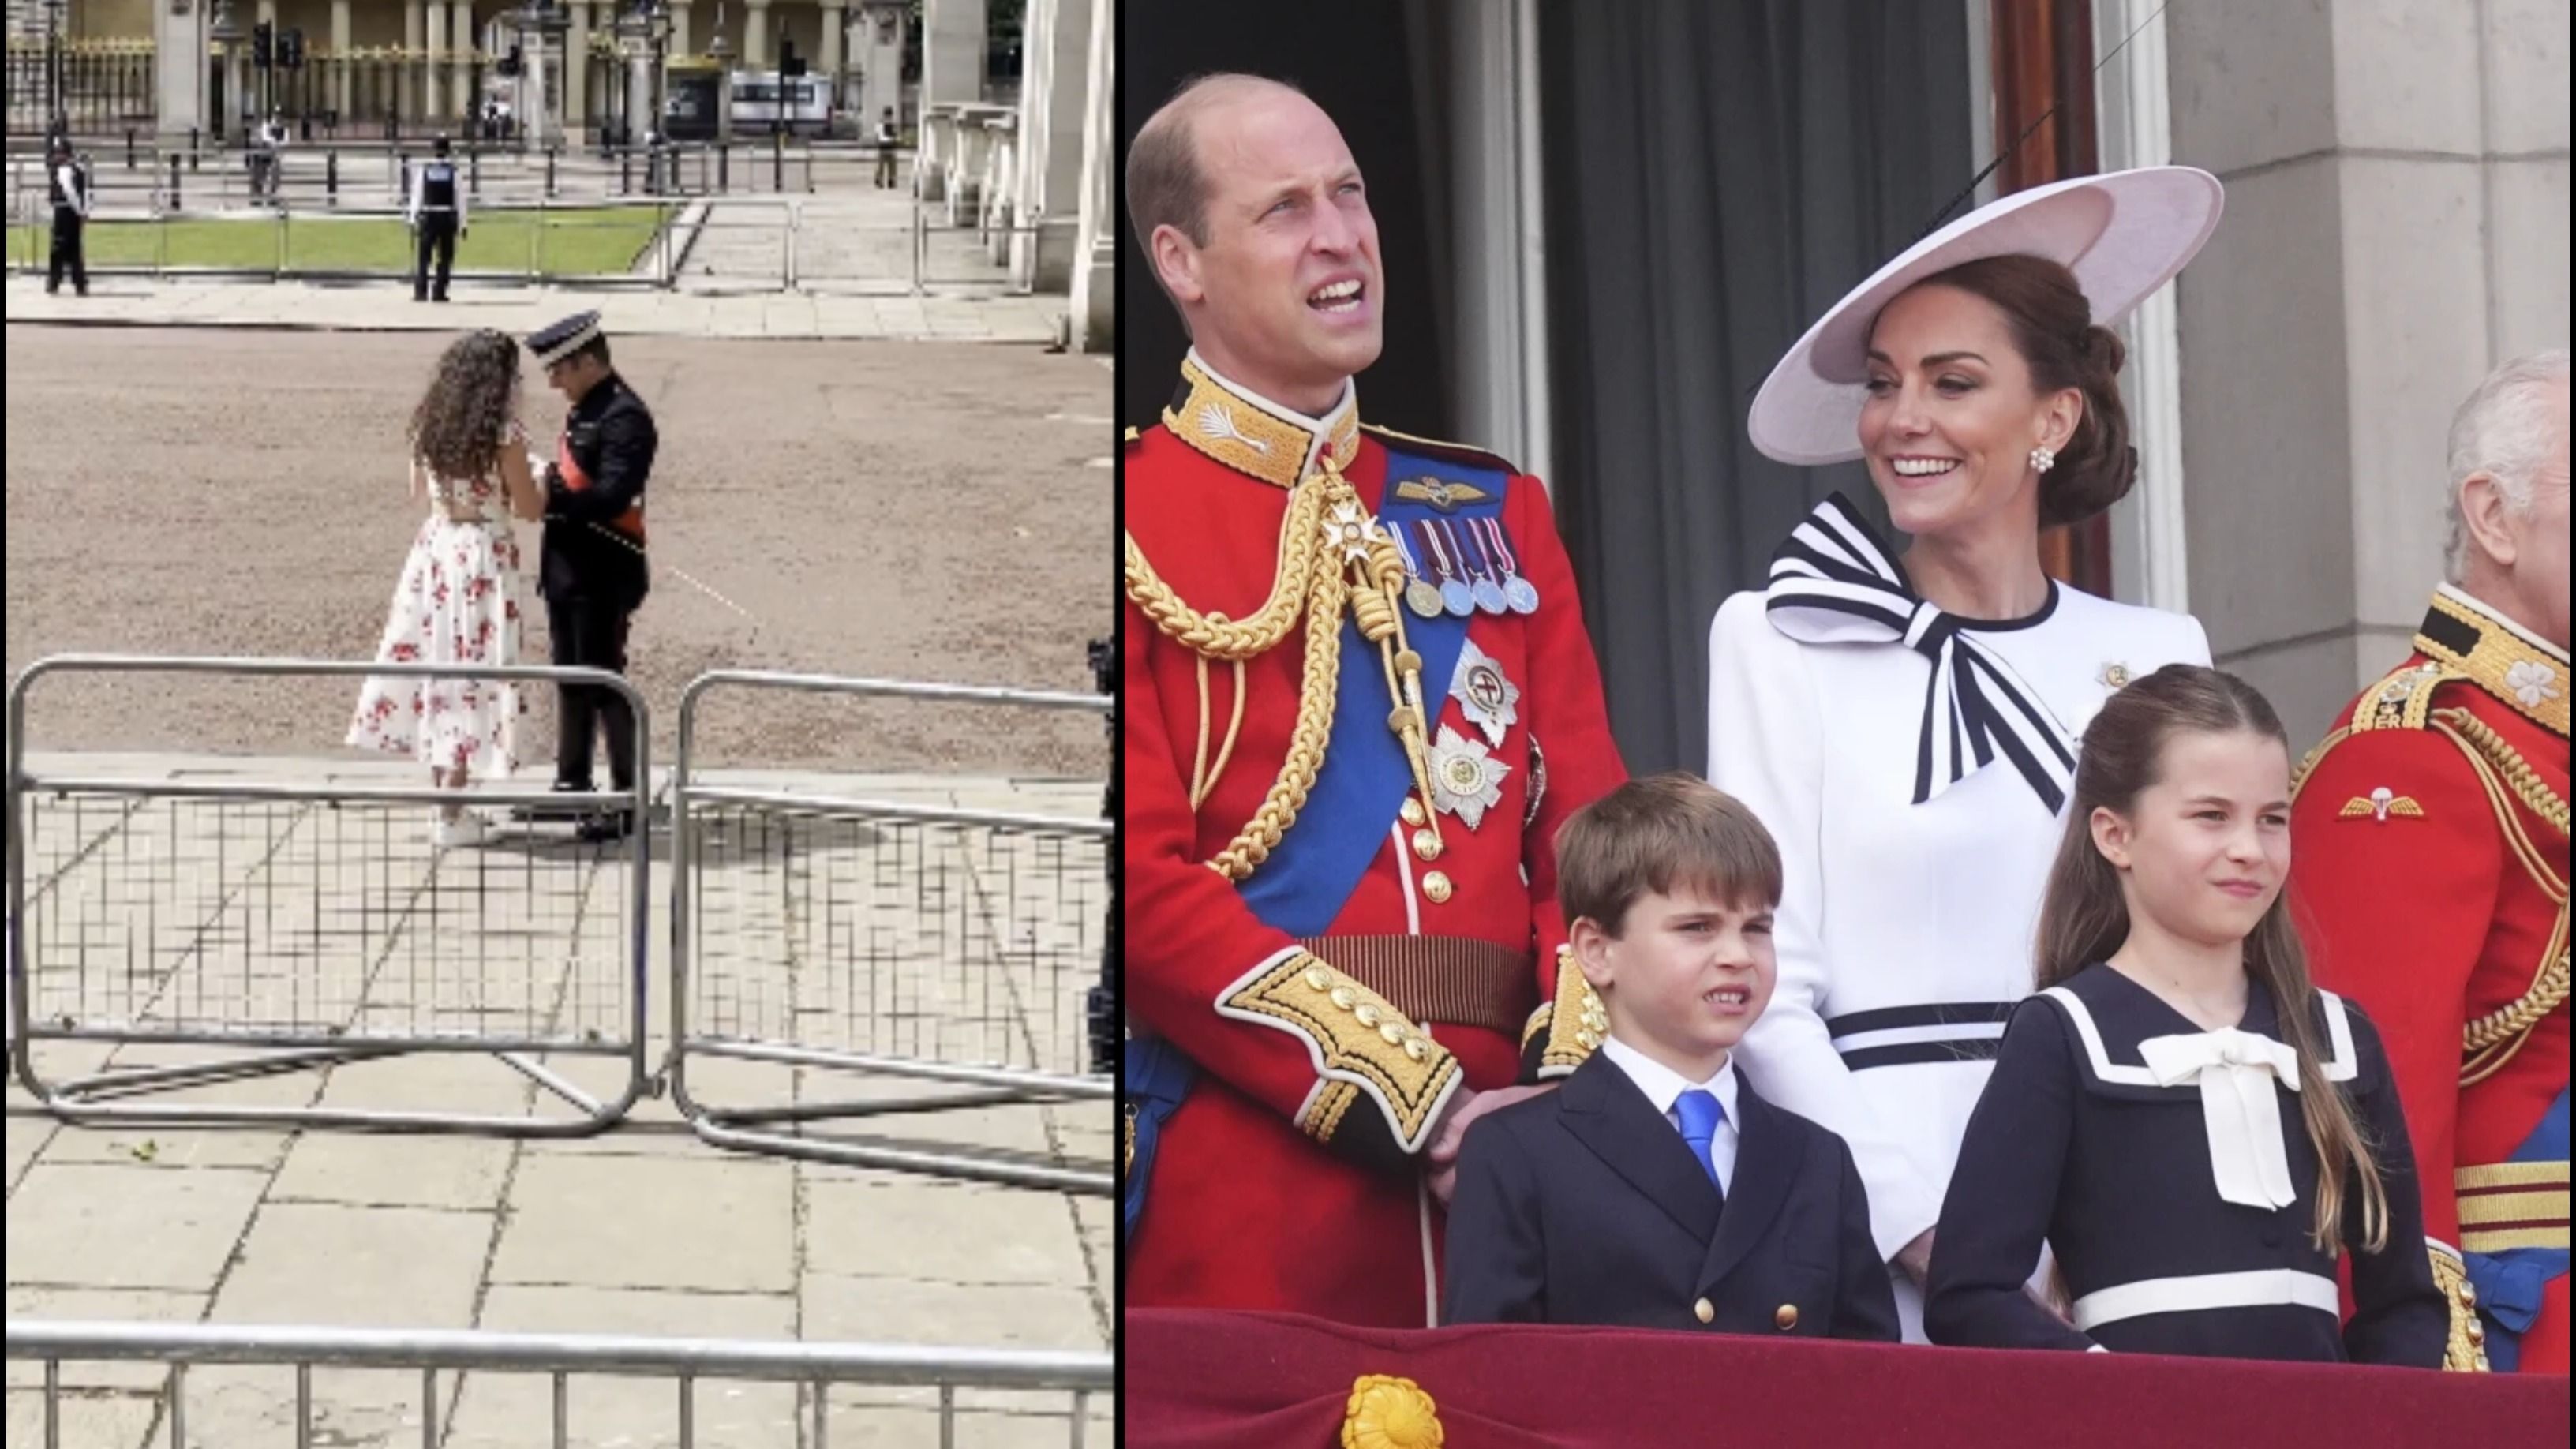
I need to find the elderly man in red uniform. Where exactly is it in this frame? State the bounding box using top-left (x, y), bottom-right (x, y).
top-left (2293, 350), bottom-right (2570, 1373)
top-left (1120, 73), bottom-right (1627, 1327)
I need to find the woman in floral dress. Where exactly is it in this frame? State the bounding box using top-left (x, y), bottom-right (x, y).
top-left (348, 329), bottom-right (546, 847)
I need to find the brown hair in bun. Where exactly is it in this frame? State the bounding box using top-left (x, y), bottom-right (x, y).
top-left (1908, 253), bottom-right (2137, 526)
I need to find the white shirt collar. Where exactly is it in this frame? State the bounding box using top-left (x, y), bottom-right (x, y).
top-left (1184, 346), bottom-right (1358, 483)
top-left (1600, 1033), bottom-right (1739, 1122)
top-left (2438, 582), bottom-right (2570, 665)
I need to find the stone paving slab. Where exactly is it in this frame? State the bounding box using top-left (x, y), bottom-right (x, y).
top-left (5, 756), bottom-right (1112, 1446)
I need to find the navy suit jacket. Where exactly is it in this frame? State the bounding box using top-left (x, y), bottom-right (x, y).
top-left (1443, 1050), bottom-right (1899, 1340)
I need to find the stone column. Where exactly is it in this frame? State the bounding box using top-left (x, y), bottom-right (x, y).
top-left (857, 0), bottom-right (904, 141)
top-left (670, 0), bottom-right (691, 60)
top-left (745, 0), bottom-right (770, 69)
top-left (403, 0), bottom-right (423, 126)
top-left (819, 0), bottom-right (845, 113)
top-left (1069, 0), bottom-right (1110, 351)
top-left (923, 0), bottom-right (983, 107)
top-left (565, 1), bottom-right (588, 140)
top-left (331, 0), bottom-right (352, 120)
top-left (152, 0), bottom-right (208, 144)
top-left (423, 0), bottom-right (445, 122)
top-left (452, 0), bottom-right (475, 131)
top-left (2166, 0), bottom-right (2572, 738)
top-left (1011, 0), bottom-right (1088, 290)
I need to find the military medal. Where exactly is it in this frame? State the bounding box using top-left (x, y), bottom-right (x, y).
top-left (1480, 517), bottom-right (1543, 615)
top-left (1451, 520), bottom-right (1510, 615)
top-left (1449, 638), bottom-right (1522, 747)
top-left (1417, 521), bottom-right (1476, 617)
top-left (1429, 724), bottom-right (1510, 829)
top-left (1391, 527), bottom-right (1444, 618)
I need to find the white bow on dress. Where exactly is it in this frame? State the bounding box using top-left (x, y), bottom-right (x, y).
top-left (2137, 1028), bottom-right (2305, 1210)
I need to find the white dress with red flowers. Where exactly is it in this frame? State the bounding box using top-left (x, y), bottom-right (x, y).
top-left (346, 457), bottom-right (530, 774)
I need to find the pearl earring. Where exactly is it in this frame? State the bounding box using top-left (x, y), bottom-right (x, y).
top-left (2029, 444), bottom-right (2057, 474)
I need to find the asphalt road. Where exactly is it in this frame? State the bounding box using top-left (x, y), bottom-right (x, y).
top-left (3, 325), bottom-right (1114, 777)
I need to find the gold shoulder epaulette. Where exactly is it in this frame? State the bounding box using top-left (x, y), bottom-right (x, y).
top-left (1358, 421), bottom-right (1518, 477)
top-left (2350, 661), bottom-right (2466, 734)
top-left (2293, 661), bottom-right (2466, 796)
top-left (1123, 425), bottom-right (1141, 451)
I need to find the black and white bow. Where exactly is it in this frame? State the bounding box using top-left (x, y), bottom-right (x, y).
top-left (1763, 494), bottom-right (2076, 814)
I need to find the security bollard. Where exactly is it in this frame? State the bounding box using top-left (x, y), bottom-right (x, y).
top-left (189, 126), bottom-right (200, 170)
top-left (470, 148), bottom-right (481, 199)
top-left (326, 149), bottom-right (338, 206)
top-left (169, 153), bottom-right (182, 209)
top-left (545, 147), bottom-right (557, 197)
top-left (125, 128), bottom-right (135, 169)
top-left (718, 144), bottom-right (728, 193)
top-left (620, 149), bottom-right (631, 195)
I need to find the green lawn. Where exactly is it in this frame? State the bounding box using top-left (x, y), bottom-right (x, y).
top-left (8, 206), bottom-right (675, 278)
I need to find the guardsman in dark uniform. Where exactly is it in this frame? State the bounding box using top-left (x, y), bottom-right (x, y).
top-left (408, 134), bottom-right (469, 303)
top-left (525, 311), bottom-right (657, 842)
top-left (2293, 351), bottom-right (2570, 1373)
top-left (46, 136), bottom-right (89, 298)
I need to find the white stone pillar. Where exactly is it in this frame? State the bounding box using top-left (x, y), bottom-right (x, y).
top-left (331, 0), bottom-right (352, 120)
top-left (858, 0), bottom-right (904, 140)
top-left (153, 0), bottom-right (208, 143)
top-left (453, 0), bottom-right (475, 132)
top-left (819, 0), bottom-right (845, 114)
top-left (1069, 0), bottom-right (1110, 352)
top-left (404, 0), bottom-right (424, 126)
top-left (670, 0), bottom-right (691, 59)
top-left (923, 0), bottom-right (983, 107)
top-left (423, 0), bottom-right (445, 122)
top-left (745, 0), bottom-right (770, 69)
top-left (1011, 0), bottom-right (1088, 290)
top-left (565, 1), bottom-right (588, 139)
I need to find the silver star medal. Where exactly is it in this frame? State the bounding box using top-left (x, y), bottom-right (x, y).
top-left (1430, 723), bottom-right (1511, 830)
top-left (1449, 638), bottom-right (1521, 747)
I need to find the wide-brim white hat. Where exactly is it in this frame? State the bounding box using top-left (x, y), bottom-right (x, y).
top-left (1748, 166), bottom-right (2225, 466)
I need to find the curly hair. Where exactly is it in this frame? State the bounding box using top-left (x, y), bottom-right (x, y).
top-left (410, 330), bottom-right (521, 483)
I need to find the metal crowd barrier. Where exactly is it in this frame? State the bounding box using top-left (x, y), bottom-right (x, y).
top-left (666, 672), bottom-right (1114, 1195)
top-left (6, 654), bottom-right (653, 1135)
top-left (6, 1319), bottom-right (1109, 1449)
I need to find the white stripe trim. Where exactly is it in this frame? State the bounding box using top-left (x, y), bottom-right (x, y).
top-left (1827, 1021), bottom-right (2010, 1053)
top-left (2069, 1268), bottom-right (2341, 1331)
top-left (2039, 986), bottom-right (2356, 1087)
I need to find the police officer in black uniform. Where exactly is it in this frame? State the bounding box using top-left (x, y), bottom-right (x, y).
top-left (525, 312), bottom-right (657, 842)
top-left (407, 135), bottom-right (469, 302)
top-left (46, 135), bottom-right (89, 297)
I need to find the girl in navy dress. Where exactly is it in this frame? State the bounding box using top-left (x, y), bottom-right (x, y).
top-left (1925, 665), bottom-right (2446, 1364)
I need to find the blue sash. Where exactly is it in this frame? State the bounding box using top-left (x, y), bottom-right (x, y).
top-left (1237, 448), bottom-right (1509, 936)
top-left (1121, 1035), bottom-right (1195, 1249)
top-left (2464, 1086), bottom-right (2569, 1371)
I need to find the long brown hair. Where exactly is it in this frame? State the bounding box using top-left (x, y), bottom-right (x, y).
top-left (410, 329), bottom-right (520, 484)
top-left (2032, 664), bottom-right (2389, 1256)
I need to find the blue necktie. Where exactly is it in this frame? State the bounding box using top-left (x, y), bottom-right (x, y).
top-left (1675, 1088), bottom-right (1724, 1191)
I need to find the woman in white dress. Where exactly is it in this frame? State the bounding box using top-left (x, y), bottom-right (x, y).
top-left (1706, 168), bottom-right (2226, 1339)
top-left (348, 330), bottom-right (545, 847)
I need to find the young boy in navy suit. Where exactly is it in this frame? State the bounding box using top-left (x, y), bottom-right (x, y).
top-left (1443, 773), bottom-right (1899, 1339)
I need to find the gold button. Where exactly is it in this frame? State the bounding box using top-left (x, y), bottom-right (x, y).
top-left (1401, 798), bottom-right (1427, 827)
top-left (1379, 1022), bottom-right (1404, 1045)
top-left (1693, 1297), bottom-right (1713, 1324)
top-left (2467, 1321), bottom-right (2486, 1344)
top-left (1304, 967), bottom-right (1331, 992)
top-left (1405, 1039), bottom-right (1429, 1061)
top-left (1774, 1304), bottom-right (1799, 1331)
top-left (1329, 987), bottom-right (1355, 1010)
top-left (1421, 871), bottom-right (1453, 904)
top-left (2458, 1282), bottom-right (2477, 1305)
top-left (1412, 828), bottom-right (1442, 862)
top-left (1355, 1003), bottom-right (1381, 1027)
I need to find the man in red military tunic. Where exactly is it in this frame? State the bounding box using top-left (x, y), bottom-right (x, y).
top-left (2293, 350), bottom-right (2569, 1373)
top-left (1121, 73), bottom-right (1627, 1327)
